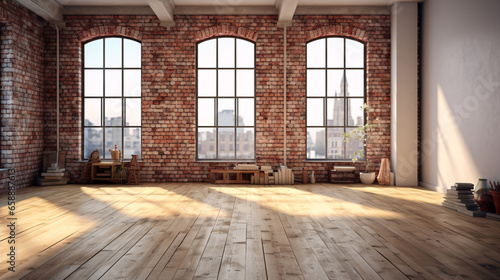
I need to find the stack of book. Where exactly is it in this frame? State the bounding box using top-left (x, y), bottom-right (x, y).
top-left (442, 182), bottom-right (485, 217)
top-left (36, 164), bottom-right (69, 186)
top-left (274, 166), bottom-right (294, 185)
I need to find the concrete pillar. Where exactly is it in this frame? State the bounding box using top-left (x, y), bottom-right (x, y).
top-left (391, 2), bottom-right (419, 186)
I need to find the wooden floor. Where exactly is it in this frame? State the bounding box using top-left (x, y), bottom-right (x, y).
top-left (1, 183), bottom-right (499, 280)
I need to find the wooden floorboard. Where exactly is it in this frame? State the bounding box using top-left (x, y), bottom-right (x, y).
top-left (1, 182), bottom-right (499, 280)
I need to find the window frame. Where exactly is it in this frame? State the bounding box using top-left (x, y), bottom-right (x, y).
top-left (306, 36), bottom-right (367, 161)
top-left (196, 36), bottom-right (256, 161)
top-left (81, 36), bottom-right (142, 160)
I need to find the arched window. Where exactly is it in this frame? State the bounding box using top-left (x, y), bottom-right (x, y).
top-left (197, 37), bottom-right (255, 160)
top-left (306, 37), bottom-right (365, 160)
top-left (82, 37), bottom-right (142, 160)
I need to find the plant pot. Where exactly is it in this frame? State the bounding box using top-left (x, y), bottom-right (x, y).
top-left (360, 172), bottom-right (376, 184)
top-left (490, 191), bottom-right (500, 214)
top-left (475, 179), bottom-right (495, 212)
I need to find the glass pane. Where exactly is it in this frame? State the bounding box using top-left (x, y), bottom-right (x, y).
top-left (198, 98), bottom-right (215, 126)
top-left (236, 70), bottom-right (254, 97)
top-left (84, 39), bottom-right (103, 68)
top-left (84, 127), bottom-right (103, 159)
top-left (198, 70), bottom-right (216, 97)
top-left (198, 39), bottom-right (216, 68)
top-left (307, 98), bottom-right (324, 126)
top-left (126, 98), bottom-right (141, 126)
top-left (218, 38), bottom-right (235, 68)
top-left (345, 70), bottom-right (364, 97)
top-left (84, 70), bottom-right (103, 97)
top-left (105, 128), bottom-right (122, 159)
top-left (348, 98), bottom-right (364, 126)
top-left (238, 98), bottom-right (254, 126)
top-left (105, 38), bottom-right (122, 68)
top-left (105, 70), bottom-right (122, 97)
top-left (218, 128), bottom-right (235, 159)
top-left (218, 70), bottom-right (235, 97)
top-left (327, 38), bottom-right (344, 68)
top-left (198, 128), bottom-right (216, 159)
top-left (327, 128), bottom-right (344, 159)
top-left (124, 70), bottom-right (141, 96)
top-left (307, 128), bottom-right (325, 159)
top-left (84, 99), bottom-right (101, 126)
top-left (346, 127), bottom-right (363, 160)
top-left (124, 39), bottom-right (141, 68)
top-left (307, 70), bottom-right (326, 97)
top-left (346, 39), bottom-right (364, 68)
top-left (218, 98), bottom-right (235, 126)
top-left (237, 128), bottom-right (254, 159)
top-left (307, 39), bottom-right (325, 68)
top-left (236, 39), bottom-right (254, 68)
top-left (327, 98), bottom-right (344, 126)
top-left (105, 98), bottom-right (122, 126)
top-left (327, 70), bottom-right (344, 97)
top-left (123, 128), bottom-right (141, 159)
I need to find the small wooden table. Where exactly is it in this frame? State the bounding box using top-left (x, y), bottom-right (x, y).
top-left (91, 162), bottom-right (122, 182)
top-left (210, 169), bottom-right (264, 184)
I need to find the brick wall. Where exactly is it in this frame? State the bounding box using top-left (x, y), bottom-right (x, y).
top-left (54, 14), bottom-right (391, 183)
top-left (0, 1), bottom-right (46, 190)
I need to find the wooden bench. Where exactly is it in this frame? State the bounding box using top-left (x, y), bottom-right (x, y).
top-left (328, 167), bottom-right (359, 183)
top-left (210, 169), bottom-right (265, 184)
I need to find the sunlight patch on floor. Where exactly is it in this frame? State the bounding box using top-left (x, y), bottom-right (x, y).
top-left (348, 186), bottom-right (443, 206)
top-left (81, 186), bottom-right (231, 218)
top-left (210, 186), bottom-right (405, 219)
top-left (0, 197), bottom-right (97, 273)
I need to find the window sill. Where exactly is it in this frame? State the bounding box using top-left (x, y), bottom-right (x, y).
top-left (195, 160), bottom-right (257, 163)
top-left (304, 159), bottom-right (366, 163)
top-left (76, 159), bottom-right (143, 163)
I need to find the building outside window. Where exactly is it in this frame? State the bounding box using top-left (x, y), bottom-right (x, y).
top-left (197, 37), bottom-right (256, 160)
top-left (306, 37), bottom-right (365, 160)
top-left (83, 37), bottom-right (142, 160)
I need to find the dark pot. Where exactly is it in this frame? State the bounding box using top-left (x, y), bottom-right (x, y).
top-left (490, 191), bottom-right (500, 215)
top-left (475, 194), bottom-right (495, 212)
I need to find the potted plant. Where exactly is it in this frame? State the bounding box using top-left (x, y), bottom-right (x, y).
top-left (489, 181), bottom-right (500, 214)
top-left (114, 161), bottom-right (129, 184)
top-left (343, 103), bottom-right (376, 184)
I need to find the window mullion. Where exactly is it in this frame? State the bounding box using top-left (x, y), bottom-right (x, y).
top-left (215, 38), bottom-right (219, 159)
top-left (122, 37), bottom-right (125, 158)
top-left (234, 39), bottom-right (238, 159)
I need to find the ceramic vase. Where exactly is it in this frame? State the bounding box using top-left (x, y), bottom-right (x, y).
top-left (475, 178), bottom-right (495, 212)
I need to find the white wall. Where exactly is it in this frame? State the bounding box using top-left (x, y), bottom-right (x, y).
top-left (421, 0), bottom-right (500, 193)
top-left (391, 2), bottom-right (418, 187)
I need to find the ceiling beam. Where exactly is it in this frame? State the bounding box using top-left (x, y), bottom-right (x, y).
top-left (16, 0), bottom-right (65, 27)
top-left (295, 5), bottom-right (391, 15)
top-left (277, 0), bottom-right (298, 27)
top-left (145, 0), bottom-right (175, 27)
top-left (63, 6), bottom-right (155, 16)
top-left (175, 5), bottom-right (277, 15)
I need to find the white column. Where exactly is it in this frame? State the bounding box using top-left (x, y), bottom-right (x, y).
top-left (391, 2), bottom-right (419, 186)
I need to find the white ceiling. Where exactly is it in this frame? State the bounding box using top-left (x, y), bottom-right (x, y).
top-left (18, 0), bottom-right (420, 28)
top-left (55, 0), bottom-right (409, 6)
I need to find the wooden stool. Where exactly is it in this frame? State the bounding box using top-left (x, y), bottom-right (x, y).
top-left (126, 155), bottom-right (140, 185)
